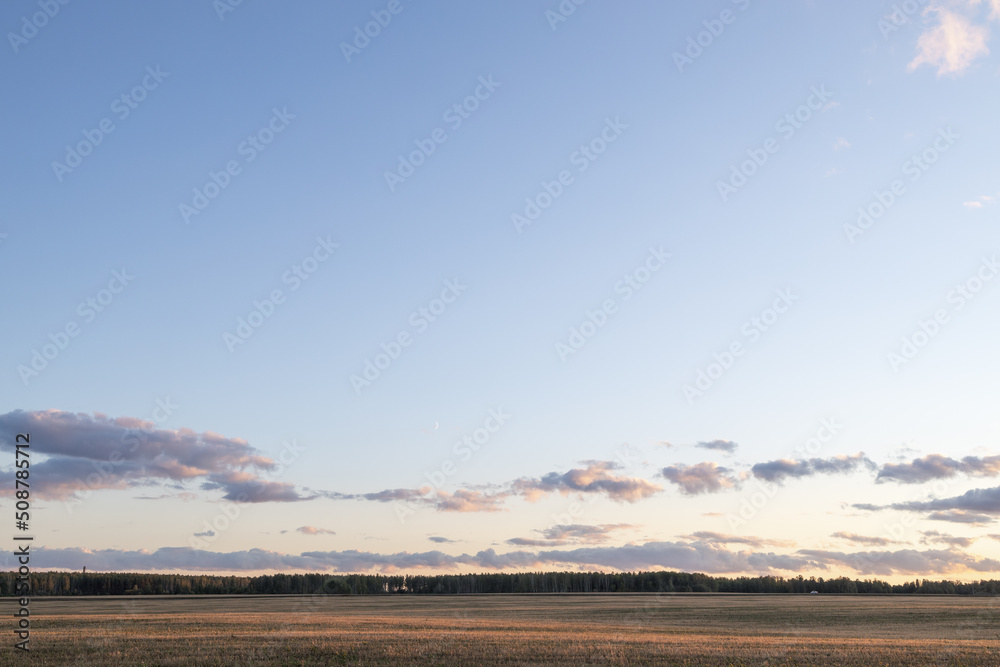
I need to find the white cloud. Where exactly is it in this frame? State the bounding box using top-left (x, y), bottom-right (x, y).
top-left (964, 194), bottom-right (997, 208)
top-left (909, 4), bottom-right (993, 75)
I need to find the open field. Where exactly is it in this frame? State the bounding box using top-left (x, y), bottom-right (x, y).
top-left (2, 594), bottom-right (1000, 665)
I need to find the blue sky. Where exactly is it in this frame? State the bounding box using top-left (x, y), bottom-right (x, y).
top-left (2, 0), bottom-right (999, 579)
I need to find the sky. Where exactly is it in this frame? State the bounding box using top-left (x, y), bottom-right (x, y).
top-left (1, 0), bottom-right (999, 582)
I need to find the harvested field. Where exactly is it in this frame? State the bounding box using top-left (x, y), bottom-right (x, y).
top-left (2, 594), bottom-right (1000, 665)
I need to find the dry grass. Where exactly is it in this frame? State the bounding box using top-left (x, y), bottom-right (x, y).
top-left (1, 593), bottom-right (999, 665)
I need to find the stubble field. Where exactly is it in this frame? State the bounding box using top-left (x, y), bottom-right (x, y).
top-left (1, 593), bottom-right (999, 665)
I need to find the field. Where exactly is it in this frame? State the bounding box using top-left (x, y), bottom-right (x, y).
top-left (2, 594), bottom-right (1000, 665)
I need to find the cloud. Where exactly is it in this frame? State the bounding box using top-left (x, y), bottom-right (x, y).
top-left (522, 542), bottom-right (820, 574)
top-left (35, 547), bottom-right (335, 573)
top-left (193, 530), bottom-right (215, 538)
top-left (966, 193), bottom-right (1000, 209)
top-left (430, 489), bottom-right (507, 512)
top-left (35, 541), bottom-right (812, 575)
top-left (323, 486), bottom-right (509, 513)
top-left (505, 537), bottom-right (564, 547)
top-left (751, 453), bottom-right (875, 484)
top-left (798, 547), bottom-right (1000, 576)
top-left (507, 523), bottom-right (634, 548)
top-left (512, 461), bottom-right (662, 503)
top-left (297, 526), bottom-right (335, 536)
top-left (833, 137), bottom-right (851, 151)
top-left (683, 532), bottom-right (795, 548)
top-left (920, 530), bottom-right (975, 547)
top-left (317, 462), bottom-right (662, 514)
top-left (136, 492), bottom-right (197, 501)
top-left (359, 488), bottom-right (430, 503)
top-left (890, 485), bottom-right (1000, 515)
top-left (202, 471), bottom-right (310, 503)
top-left (28, 541), bottom-right (1000, 577)
top-left (323, 462), bottom-right (660, 513)
top-left (854, 485), bottom-right (1000, 525)
top-left (319, 485), bottom-right (508, 512)
top-left (428, 536), bottom-right (458, 544)
top-left (831, 532), bottom-right (904, 547)
top-left (0, 410), bottom-right (304, 502)
top-left (877, 454), bottom-right (1000, 484)
top-left (909, 5), bottom-right (992, 75)
top-left (542, 524), bottom-right (633, 542)
top-left (695, 440), bottom-right (738, 454)
top-left (661, 463), bottom-right (738, 495)
top-left (927, 510), bottom-right (995, 525)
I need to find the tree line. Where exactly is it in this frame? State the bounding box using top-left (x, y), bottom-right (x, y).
top-left (4, 570), bottom-right (1000, 596)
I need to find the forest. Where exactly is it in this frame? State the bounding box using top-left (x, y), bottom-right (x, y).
top-left (5, 570), bottom-right (1000, 596)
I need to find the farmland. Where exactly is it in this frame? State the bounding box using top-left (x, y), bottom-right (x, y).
top-left (2, 594), bottom-right (999, 665)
